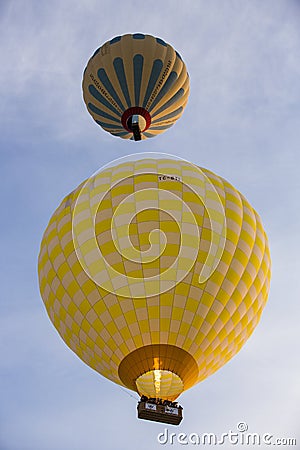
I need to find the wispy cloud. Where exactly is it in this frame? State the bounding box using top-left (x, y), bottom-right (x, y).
top-left (1, 1), bottom-right (300, 449)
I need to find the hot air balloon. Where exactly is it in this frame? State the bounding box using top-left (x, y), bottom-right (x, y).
top-left (38, 157), bottom-right (271, 425)
top-left (82, 34), bottom-right (190, 141)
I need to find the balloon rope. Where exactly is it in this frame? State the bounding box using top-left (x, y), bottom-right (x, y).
top-left (119, 386), bottom-right (139, 402)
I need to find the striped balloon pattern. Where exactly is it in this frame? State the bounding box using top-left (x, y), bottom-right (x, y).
top-left (38, 158), bottom-right (271, 401)
top-left (82, 34), bottom-right (190, 140)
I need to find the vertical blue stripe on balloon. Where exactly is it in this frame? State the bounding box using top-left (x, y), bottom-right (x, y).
top-left (133, 33), bottom-right (145, 39)
top-left (95, 120), bottom-right (123, 129)
top-left (88, 103), bottom-right (121, 123)
top-left (113, 58), bottom-right (131, 108)
top-left (175, 51), bottom-right (182, 61)
top-left (148, 71), bottom-right (178, 112)
top-left (133, 54), bottom-right (144, 105)
top-left (97, 68), bottom-right (125, 111)
top-left (151, 107), bottom-right (183, 123)
top-left (92, 47), bottom-right (101, 58)
top-left (152, 88), bottom-right (185, 116)
top-left (110, 36), bottom-right (122, 44)
top-left (142, 59), bottom-right (163, 108)
top-left (156, 38), bottom-right (167, 47)
top-left (112, 131), bottom-right (130, 137)
top-left (88, 85), bottom-right (121, 117)
top-left (149, 123), bottom-right (173, 130)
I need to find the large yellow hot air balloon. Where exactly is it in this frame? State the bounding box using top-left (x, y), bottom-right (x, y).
top-left (82, 34), bottom-right (190, 140)
top-left (38, 157), bottom-right (270, 420)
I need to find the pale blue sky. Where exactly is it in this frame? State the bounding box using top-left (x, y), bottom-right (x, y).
top-left (1, 1), bottom-right (300, 449)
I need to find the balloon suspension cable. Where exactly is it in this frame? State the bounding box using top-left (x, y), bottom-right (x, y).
top-left (119, 386), bottom-right (139, 402)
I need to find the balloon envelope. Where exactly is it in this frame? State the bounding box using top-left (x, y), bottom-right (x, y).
top-left (38, 158), bottom-right (271, 400)
top-left (82, 34), bottom-right (190, 140)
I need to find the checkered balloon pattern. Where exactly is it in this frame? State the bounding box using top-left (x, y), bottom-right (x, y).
top-left (38, 158), bottom-right (271, 399)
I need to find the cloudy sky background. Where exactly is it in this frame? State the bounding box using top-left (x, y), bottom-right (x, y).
top-left (1, 1), bottom-right (300, 449)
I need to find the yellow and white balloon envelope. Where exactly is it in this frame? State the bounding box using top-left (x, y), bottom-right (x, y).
top-left (38, 155), bottom-right (271, 400)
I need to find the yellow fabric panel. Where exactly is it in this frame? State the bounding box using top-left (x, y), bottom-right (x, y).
top-left (38, 158), bottom-right (271, 397)
top-left (136, 370), bottom-right (184, 400)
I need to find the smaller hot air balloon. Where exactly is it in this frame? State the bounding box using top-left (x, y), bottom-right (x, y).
top-left (82, 33), bottom-right (190, 140)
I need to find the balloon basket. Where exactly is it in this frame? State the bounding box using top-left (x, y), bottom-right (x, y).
top-left (137, 400), bottom-right (183, 425)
